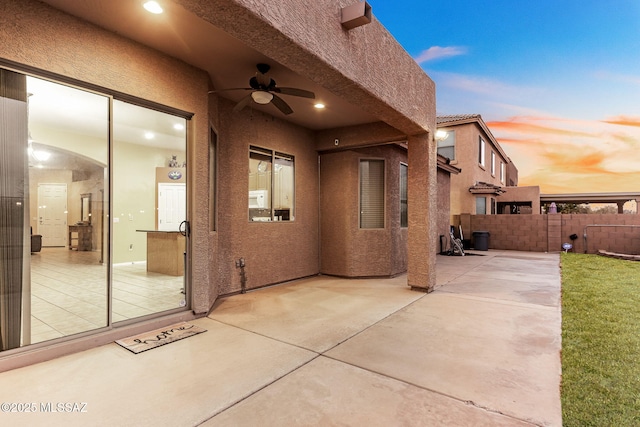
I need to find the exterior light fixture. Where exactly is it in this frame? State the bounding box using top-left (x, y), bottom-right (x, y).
top-left (341, 2), bottom-right (372, 30)
top-left (143, 1), bottom-right (163, 14)
top-left (251, 91), bottom-right (273, 105)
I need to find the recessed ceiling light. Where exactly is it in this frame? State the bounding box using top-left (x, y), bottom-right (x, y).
top-left (143, 1), bottom-right (163, 14)
top-left (144, 131), bottom-right (155, 139)
top-left (173, 123), bottom-right (184, 131)
top-left (314, 103), bottom-right (325, 109)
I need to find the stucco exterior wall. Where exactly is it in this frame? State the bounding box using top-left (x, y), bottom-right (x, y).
top-left (216, 100), bottom-right (320, 294)
top-left (437, 168), bottom-right (453, 252)
top-left (181, 0), bottom-right (436, 136)
top-left (499, 185), bottom-right (541, 214)
top-left (320, 145), bottom-right (407, 277)
top-left (441, 122), bottom-right (509, 215)
top-left (0, 0), bottom-right (212, 313)
top-left (455, 213), bottom-right (640, 254)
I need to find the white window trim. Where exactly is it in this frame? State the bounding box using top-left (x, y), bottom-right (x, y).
top-left (478, 137), bottom-right (486, 168)
top-left (491, 151), bottom-right (496, 176)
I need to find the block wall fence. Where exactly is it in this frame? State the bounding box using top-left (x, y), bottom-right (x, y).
top-left (454, 214), bottom-right (640, 255)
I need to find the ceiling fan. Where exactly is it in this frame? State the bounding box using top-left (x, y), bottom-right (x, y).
top-left (212, 63), bottom-right (315, 115)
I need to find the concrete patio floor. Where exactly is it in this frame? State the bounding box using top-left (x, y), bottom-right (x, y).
top-left (0, 250), bottom-right (562, 426)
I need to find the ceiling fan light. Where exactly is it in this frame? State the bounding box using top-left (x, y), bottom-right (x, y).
top-left (251, 91), bottom-right (273, 105)
top-left (143, 1), bottom-right (163, 14)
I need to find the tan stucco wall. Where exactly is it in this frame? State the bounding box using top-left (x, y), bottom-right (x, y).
top-left (181, 0), bottom-right (436, 136)
top-left (441, 122), bottom-right (510, 215)
top-left (500, 185), bottom-right (541, 214)
top-left (437, 168), bottom-right (452, 252)
top-left (215, 99), bottom-right (320, 294)
top-left (320, 145), bottom-right (407, 277)
top-left (1, 0), bottom-right (212, 313)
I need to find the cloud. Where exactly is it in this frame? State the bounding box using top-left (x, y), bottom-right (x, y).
top-left (593, 71), bottom-right (640, 86)
top-left (414, 46), bottom-right (467, 64)
top-left (602, 115), bottom-right (640, 128)
top-left (486, 114), bottom-right (640, 193)
top-left (487, 117), bottom-right (596, 139)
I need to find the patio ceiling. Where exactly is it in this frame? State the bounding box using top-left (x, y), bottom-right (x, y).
top-left (39, 0), bottom-right (379, 131)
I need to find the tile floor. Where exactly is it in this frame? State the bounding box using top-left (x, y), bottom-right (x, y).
top-left (28, 247), bottom-right (184, 344)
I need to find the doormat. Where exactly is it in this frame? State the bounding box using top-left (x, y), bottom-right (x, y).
top-left (116, 322), bottom-right (206, 354)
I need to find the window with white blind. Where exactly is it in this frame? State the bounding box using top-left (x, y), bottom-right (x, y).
top-left (400, 163), bottom-right (408, 228)
top-left (478, 136), bottom-right (486, 167)
top-left (359, 159), bottom-right (385, 228)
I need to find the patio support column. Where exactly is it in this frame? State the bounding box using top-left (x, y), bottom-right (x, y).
top-left (407, 132), bottom-right (437, 292)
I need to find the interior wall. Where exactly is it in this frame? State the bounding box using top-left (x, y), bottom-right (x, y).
top-left (112, 141), bottom-right (183, 264)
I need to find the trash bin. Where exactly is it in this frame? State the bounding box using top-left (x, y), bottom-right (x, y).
top-left (472, 231), bottom-right (490, 251)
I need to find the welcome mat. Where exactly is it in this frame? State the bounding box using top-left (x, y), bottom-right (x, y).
top-left (116, 322), bottom-right (206, 354)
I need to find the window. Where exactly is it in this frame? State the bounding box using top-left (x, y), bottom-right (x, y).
top-left (400, 163), bottom-right (408, 228)
top-left (360, 159), bottom-right (385, 228)
top-left (436, 130), bottom-right (455, 160)
top-left (478, 136), bottom-right (485, 167)
top-left (500, 161), bottom-right (505, 184)
top-left (476, 197), bottom-right (486, 214)
top-left (248, 146), bottom-right (294, 221)
top-left (491, 151), bottom-right (496, 176)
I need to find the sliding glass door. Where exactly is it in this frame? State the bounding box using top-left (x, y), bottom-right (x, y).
top-left (0, 67), bottom-right (188, 353)
top-left (111, 100), bottom-right (188, 322)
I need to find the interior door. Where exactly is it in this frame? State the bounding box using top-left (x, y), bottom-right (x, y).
top-left (37, 183), bottom-right (67, 246)
top-left (158, 183), bottom-right (186, 231)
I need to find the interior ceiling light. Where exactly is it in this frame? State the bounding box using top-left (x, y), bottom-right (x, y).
top-left (144, 131), bottom-right (155, 139)
top-left (143, 1), bottom-right (163, 14)
top-left (435, 130), bottom-right (448, 141)
top-left (251, 91), bottom-right (274, 105)
top-left (314, 103), bottom-right (325, 109)
top-left (173, 123), bottom-right (184, 131)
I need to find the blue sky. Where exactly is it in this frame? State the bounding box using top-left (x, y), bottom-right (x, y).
top-left (368, 0), bottom-right (640, 193)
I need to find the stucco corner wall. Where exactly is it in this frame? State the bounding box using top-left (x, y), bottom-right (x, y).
top-left (320, 145), bottom-right (407, 277)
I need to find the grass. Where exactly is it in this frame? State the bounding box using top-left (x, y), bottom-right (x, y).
top-left (561, 253), bottom-right (640, 426)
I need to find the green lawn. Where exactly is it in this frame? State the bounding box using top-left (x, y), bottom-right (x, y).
top-left (561, 253), bottom-right (640, 426)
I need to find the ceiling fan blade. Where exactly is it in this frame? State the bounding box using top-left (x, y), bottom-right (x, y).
top-left (274, 87), bottom-right (316, 99)
top-left (233, 94), bottom-right (253, 113)
top-left (270, 94), bottom-right (293, 115)
top-left (208, 87), bottom-right (252, 94)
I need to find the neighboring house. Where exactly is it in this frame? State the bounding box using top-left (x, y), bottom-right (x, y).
top-left (0, 0), bottom-right (438, 370)
top-left (436, 114), bottom-right (540, 216)
top-left (436, 154), bottom-right (461, 252)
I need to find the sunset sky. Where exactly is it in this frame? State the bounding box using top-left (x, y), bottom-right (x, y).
top-left (368, 0), bottom-right (640, 193)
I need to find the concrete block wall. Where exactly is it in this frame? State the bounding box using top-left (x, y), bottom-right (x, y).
top-left (455, 213), bottom-right (640, 254)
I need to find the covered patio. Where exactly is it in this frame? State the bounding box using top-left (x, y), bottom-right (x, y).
top-left (0, 250), bottom-right (562, 426)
